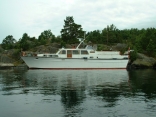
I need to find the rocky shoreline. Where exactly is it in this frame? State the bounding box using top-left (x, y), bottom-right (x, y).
top-left (127, 53), bottom-right (156, 70)
top-left (0, 63), bottom-right (28, 70)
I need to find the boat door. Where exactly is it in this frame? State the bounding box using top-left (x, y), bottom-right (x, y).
top-left (67, 50), bottom-right (72, 58)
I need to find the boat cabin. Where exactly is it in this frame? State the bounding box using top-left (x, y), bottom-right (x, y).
top-left (57, 49), bottom-right (89, 58)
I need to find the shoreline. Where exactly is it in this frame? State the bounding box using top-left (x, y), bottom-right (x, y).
top-left (0, 63), bottom-right (28, 70)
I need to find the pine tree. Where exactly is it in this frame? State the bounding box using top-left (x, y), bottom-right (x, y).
top-left (146, 39), bottom-right (156, 56)
top-left (61, 16), bottom-right (84, 44)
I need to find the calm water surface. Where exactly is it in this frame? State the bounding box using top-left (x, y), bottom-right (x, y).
top-left (0, 69), bottom-right (156, 117)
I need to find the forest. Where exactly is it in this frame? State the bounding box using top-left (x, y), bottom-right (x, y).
top-left (1, 16), bottom-right (156, 60)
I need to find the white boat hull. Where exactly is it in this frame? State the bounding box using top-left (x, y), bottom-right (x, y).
top-left (21, 57), bottom-right (129, 69)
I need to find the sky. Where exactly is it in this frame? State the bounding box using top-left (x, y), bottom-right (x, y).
top-left (0, 0), bottom-right (156, 43)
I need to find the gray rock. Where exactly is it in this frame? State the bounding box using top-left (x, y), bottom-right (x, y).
top-left (132, 53), bottom-right (156, 68)
top-left (0, 53), bottom-right (15, 63)
top-left (113, 43), bottom-right (127, 51)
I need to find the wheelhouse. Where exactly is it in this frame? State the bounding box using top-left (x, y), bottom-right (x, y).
top-left (58, 49), bottom-right (89, 58)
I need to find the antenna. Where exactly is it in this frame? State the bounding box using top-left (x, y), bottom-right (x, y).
top-left (76, 31), bottom-right (86, 49)
top-left (76, 31), bottom-right (90, 49)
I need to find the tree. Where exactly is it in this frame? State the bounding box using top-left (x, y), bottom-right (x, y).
top-left (115, 29), bottom-right (123, 43)
top-left (102, 24), bottom-right (118, 44)
top-left (146, 39), bottom-right (156, 56)
top-left (1, 35), bottom-right (16, 49)
top-left (38, 30), bottom-right (55, 45)
top-left (19, 33), bottom-right (30, 51)
top-left (61, 16), bottom-right (84, 44)
top-left (141, 28), bottom-right (152, 50)
top-left (101, 29), bottom-right (107, 44)
top-left (55, 35), bottom-right (62, 43)
top-left (129, 48), bottom-right (137, 62)
top-left (134, 38), bottom-right (143, 53)
top-left (86, 30), bottom-right (102, 43)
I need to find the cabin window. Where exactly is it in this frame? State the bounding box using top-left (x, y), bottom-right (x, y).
top-left (73, 50), bottom-right (80, 54)
top-left (59, 50), bottom-right (66, 54)
top-left (81, 50), bottom-right (88, 55)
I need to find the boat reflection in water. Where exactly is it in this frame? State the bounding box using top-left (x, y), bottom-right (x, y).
top-left (0, 69), bottom-right (156, 117)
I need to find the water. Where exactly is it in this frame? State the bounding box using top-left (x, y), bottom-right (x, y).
top-left (0, 69), bottom-right (156, 117)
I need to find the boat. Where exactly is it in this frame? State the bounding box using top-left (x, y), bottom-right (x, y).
top-left (21, 39), bottom-right (129, 69)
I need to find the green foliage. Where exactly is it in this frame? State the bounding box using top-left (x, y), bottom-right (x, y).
top-left (61, 16), bottom-right (84, 44)
top-left (19, 33), bottom-right (30, 51)
top-left (12, 49), bottom-right (21, 60)
top-left (97, 44), bottom-right (104, 51)
top-left (97, 44), bottom-right (109, 51)
top-left (55, 36), bottom-right (62, 43)
top-left (130, 50), bottom-right (137, 62)
top-left (38, 36), bottom-right (46, 45)
top-left (101, 30), bottom-right (107, 44)
top-left (106, 24), bottom-right (118, 43)
top-left (2, 35), bottom-right (16, 50)
top-left (146, 39), bottom-right (156, 56)
top-left (86, 30), bottom-right (102, 44)
top-left (90, 24), bottom-right (122, 45)
top-left (134, 39), bottom-right (143, 53)
top-left (60, 41), bottom-right (66, 48)
top-left (38, 30), bottom-right (55, 45)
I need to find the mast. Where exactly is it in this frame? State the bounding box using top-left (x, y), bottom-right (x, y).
top-left (76, 32), bottom-right (86, 49)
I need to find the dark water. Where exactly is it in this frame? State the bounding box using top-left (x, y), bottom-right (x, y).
top-left (0, 69), bottom-right (156, 117)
